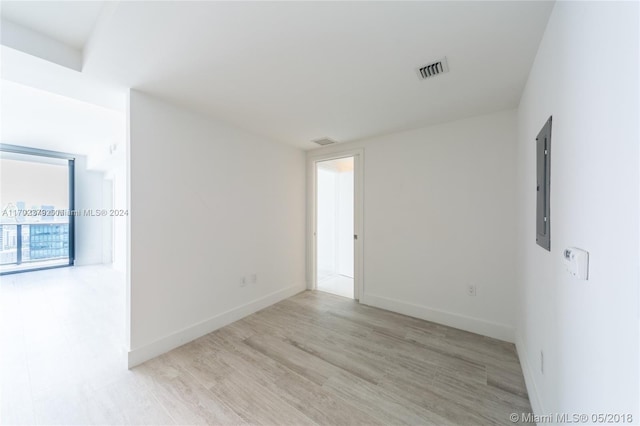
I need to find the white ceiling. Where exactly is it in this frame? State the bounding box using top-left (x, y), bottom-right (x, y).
top-left (1, 1), bottom-right (554, 150)
top-left (1, 1), bottom-right (105, 50)
top-left (0, 80), bottom-right (125, 156)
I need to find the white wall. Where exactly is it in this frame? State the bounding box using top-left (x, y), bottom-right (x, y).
top-left (308, 109), bottom-right (518, 341)
top-left (107, 160), bottom-right (127, 273)
top-left (74, 155), bottom-right (105, 266)
top-left (317, 168), bottom-right (337, 274)
top-left (127, 90), bottom-right (306, 366)
top-left (337, 170), bottom-right (354, 277)
top-left (515, 1), bottom-right (639, 418)
top-left (317, 166), bottom-right (354, 278)
top-left (87, 139), bottom-right (128, 272)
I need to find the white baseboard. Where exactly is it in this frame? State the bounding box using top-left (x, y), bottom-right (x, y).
top-left (515, 333), bottom-right (544, 416)
top-left (360, 293), bottom-right (515, 342)
top-left (128, 284), bottom-right (305, 368)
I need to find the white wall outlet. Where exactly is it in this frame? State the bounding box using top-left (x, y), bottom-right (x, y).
top-left (467, 284), bottom-right (476, 296)
top-left (240, 276), bottom-right (247, 287)
top-left (250, 274), bottom-right (257, 284)
top-left (563, 247), bottom-right (589, 280)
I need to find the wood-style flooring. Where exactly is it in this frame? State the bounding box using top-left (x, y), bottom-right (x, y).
top-left (1, 266), bottom-right (532, 425)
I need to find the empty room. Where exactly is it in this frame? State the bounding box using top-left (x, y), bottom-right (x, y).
top-left (0, 1), bottom-right (638, 425)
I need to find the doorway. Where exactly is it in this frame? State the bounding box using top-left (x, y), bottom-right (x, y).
top-left (316, 157), bottom-right (354, 298)
top-left (310, 150), bottom-right (363, 300)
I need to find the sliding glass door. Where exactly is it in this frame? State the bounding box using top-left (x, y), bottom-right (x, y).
top-left (0, 146), bottom-right (75, 274)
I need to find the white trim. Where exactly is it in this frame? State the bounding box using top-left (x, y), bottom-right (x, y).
top-left (361, 293), bottom-right (515, 343)
top-left (125, 89), bottom-right (132, 361)
top-left (515, 333), bottom-right (544, 416)
top-left (127, 284), bottom-right (305, 368)
top-left (307, 148), bottom-right (364, 301)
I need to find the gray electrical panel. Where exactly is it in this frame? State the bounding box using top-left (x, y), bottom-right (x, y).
top-left (536, 116), bottom-right (552, 251)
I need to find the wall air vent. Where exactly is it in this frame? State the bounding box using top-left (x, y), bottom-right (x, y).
top-left (312, 138), bottom-right (336, 146)
top-left (417, 57), bottom-right (449, 80)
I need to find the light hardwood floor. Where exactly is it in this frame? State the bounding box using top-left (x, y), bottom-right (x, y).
top-left (1, 266), bottom-right (532, 425)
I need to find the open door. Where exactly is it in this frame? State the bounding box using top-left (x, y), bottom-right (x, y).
top-left (309, 150), bottom-right (363, 301)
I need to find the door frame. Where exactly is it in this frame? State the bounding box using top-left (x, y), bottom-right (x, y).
top-left (307, 148), bottom-right (364, 301)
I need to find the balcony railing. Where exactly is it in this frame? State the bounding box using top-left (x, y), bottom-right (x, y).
top-left (0, 223), bottom-right (70, 272)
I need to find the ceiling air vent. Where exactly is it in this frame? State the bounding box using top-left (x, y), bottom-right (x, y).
top-left (312, 138), bottom-right (336, 146)
top-left (417, 57), bottom-right (449, 80)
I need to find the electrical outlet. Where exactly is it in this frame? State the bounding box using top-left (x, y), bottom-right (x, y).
top-left (240, 276), bottom-right (247, 287)
top-left (467, 285), bottom-right (476, 296)
top-left (250, 274), bottom-right (257, 284)
top-left (540, 350), bottom-right (544, 374)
